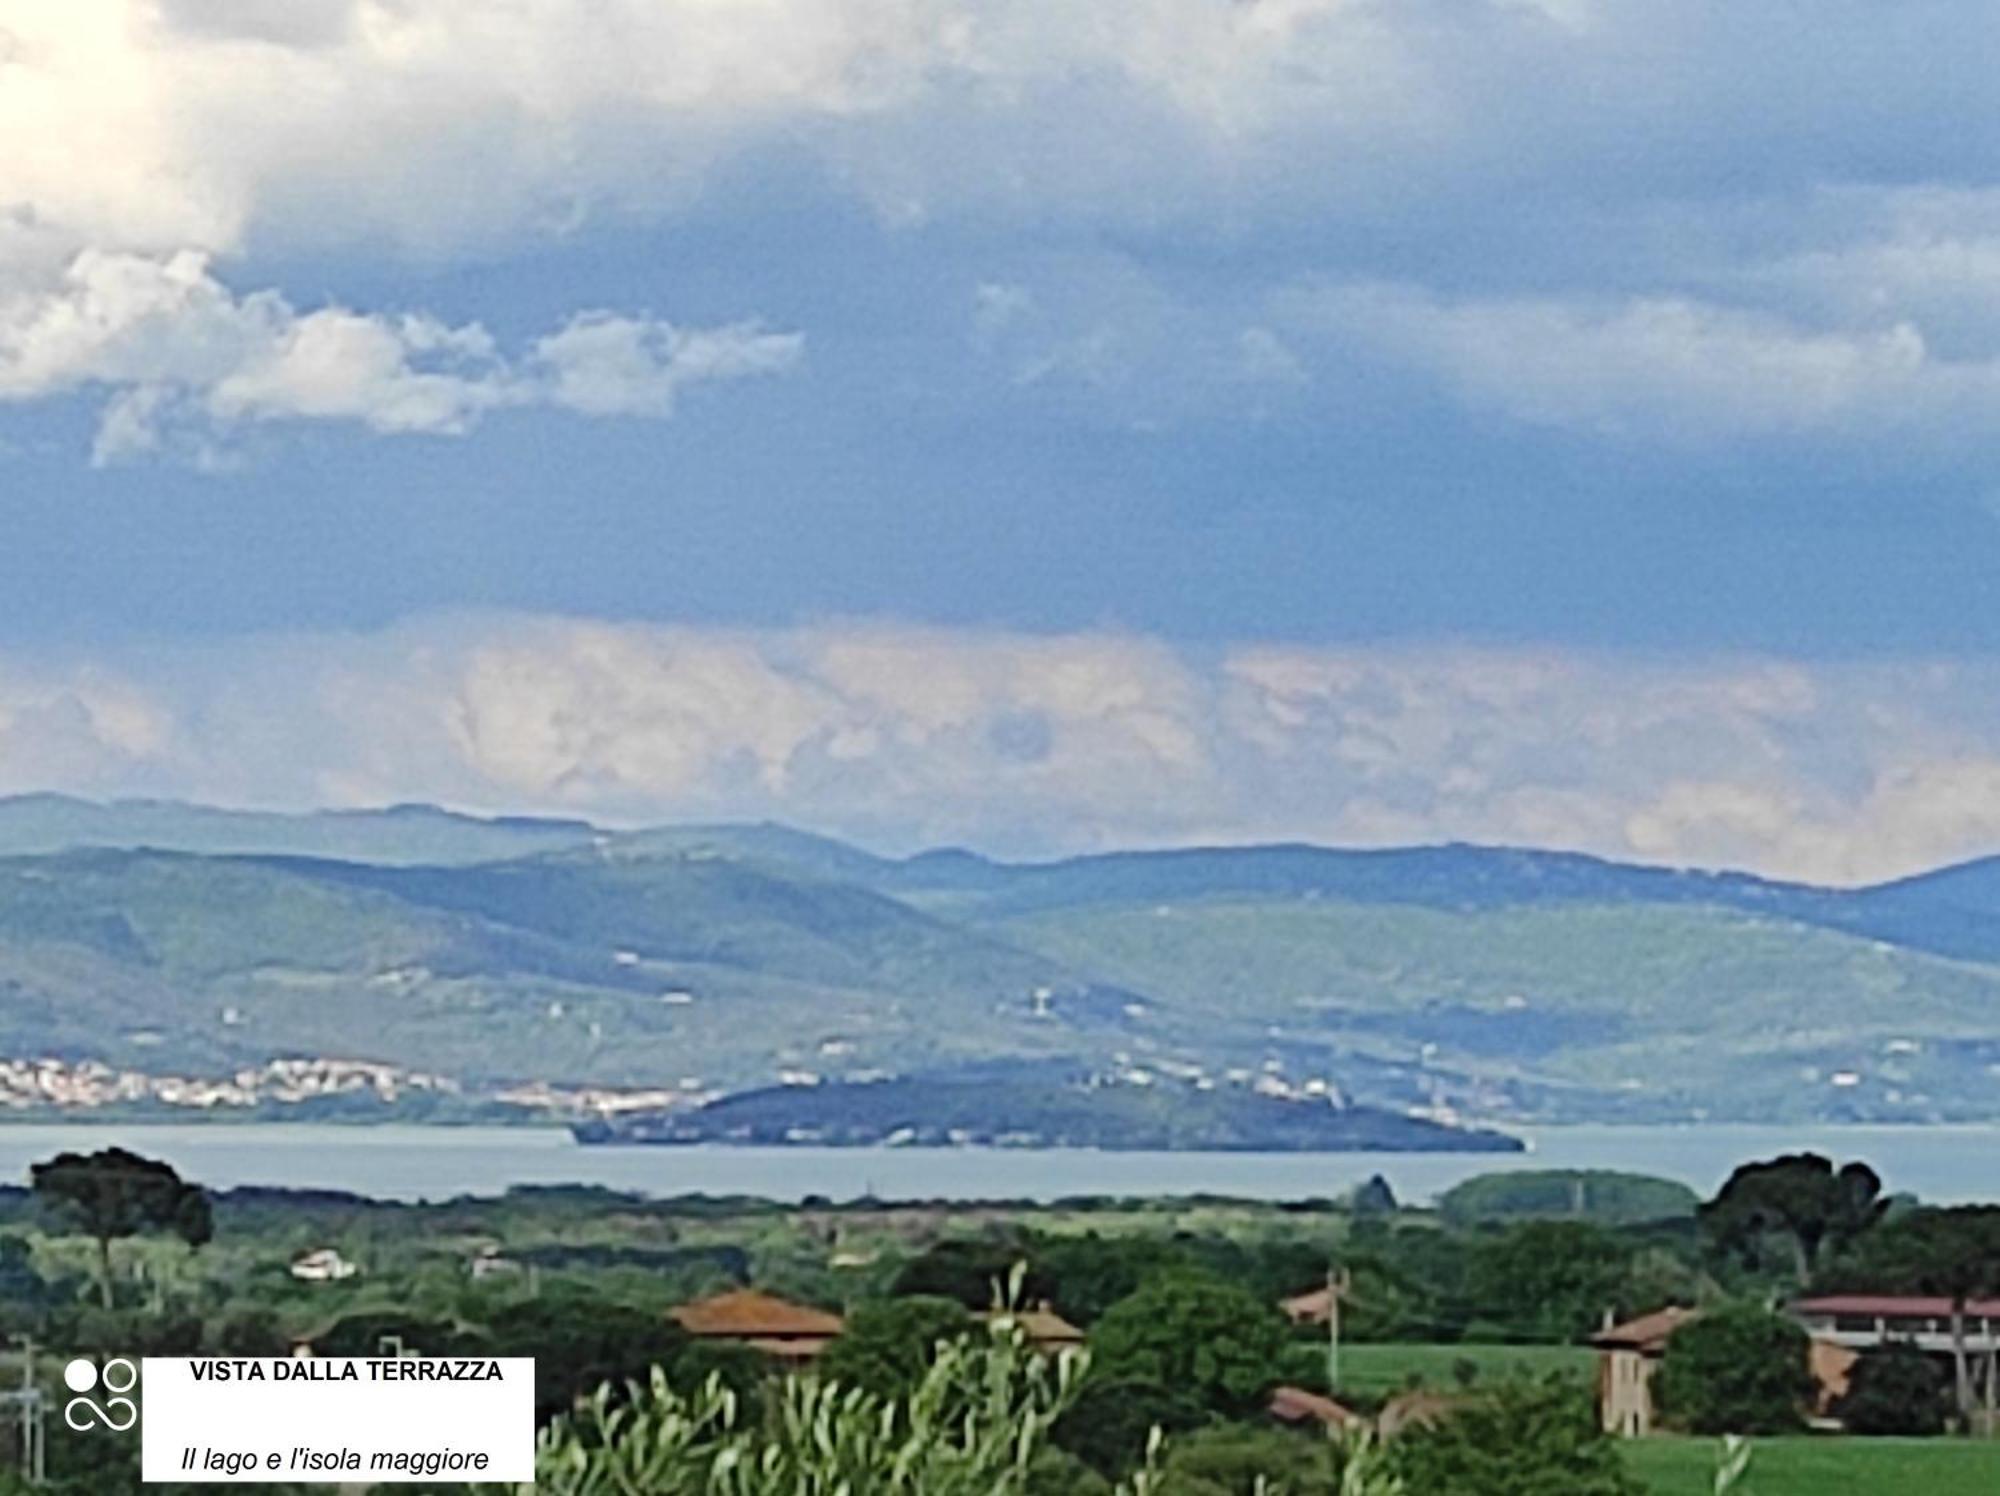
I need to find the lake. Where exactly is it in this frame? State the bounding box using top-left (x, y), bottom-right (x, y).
top-left (0, 1121), bottom-right (1994, 1204)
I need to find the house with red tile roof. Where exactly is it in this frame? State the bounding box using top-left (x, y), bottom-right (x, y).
top-left (1592, 1304), bottom-right (1866, 1437)
top-left (1279, 1283), bottom-right (1345, 1326)
top-left (980, 1303), bottom-right (1085, 1352)
top-left (1268, 1384), bottom-right (1363, 1430)
top-left (1591, 1305), bottom-right (1701, 1436)
top-left (668, 1288), bottom-right (845, 1363)
top-left (1791, 1293), bottom-right (2000, 1357)
top-left (1792, 1293), bottom-right (1999, 1422)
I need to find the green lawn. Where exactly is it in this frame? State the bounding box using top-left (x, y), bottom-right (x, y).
top-left (1623, 1436), bottom-right (2000, 1494)
top-left (1334, 1342), bottom-right (1594, 1399)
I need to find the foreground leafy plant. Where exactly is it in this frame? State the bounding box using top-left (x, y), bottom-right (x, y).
top-left (502, 1320), bottom-right (1422, 1495)
top-left (508, 1308), bottom-right (1138, 1496)
top-left (1714, 1434), bottom-right (1753, 1494)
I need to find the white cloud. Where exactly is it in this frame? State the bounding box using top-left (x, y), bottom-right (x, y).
top-left (0, 250), bottom-right (800, 463)
top-left (1301, 282), bottom-right (1988, 438)
top-left (0, 661), bottom-right (177, 790)
top-left (531, 314), bottom-right (802, 418)
top-left (0, 1), bottom-right (1455, 259)
top-left (10, 3), bottom-right (2000, 453)
top-left (9, 615), bottom-right (2000, 885)
top-left (6, 1), bottom-right (1991, 264)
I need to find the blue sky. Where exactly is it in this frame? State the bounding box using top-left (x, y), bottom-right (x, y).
top-left (7, 1), bottom-right (2000, 881)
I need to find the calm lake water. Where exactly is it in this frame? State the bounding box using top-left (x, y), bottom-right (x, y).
top-left (0, 1122), bottom-right (1995, 1204)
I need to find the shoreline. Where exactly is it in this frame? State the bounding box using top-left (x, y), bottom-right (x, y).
top-left (0, 1121), bottom-right (1996, 1207)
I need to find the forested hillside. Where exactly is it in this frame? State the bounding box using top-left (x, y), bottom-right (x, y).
top-left (2, 797), bottom-right (1998, 1124)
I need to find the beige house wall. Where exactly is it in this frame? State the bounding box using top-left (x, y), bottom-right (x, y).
top-left (1598, 1348), bottom-right (1657, 1437)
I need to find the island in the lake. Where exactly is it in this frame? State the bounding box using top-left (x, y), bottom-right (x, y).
top-left (570, 1072), bottom-right (1523, 1153)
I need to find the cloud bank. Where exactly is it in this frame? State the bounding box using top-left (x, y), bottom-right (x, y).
top-left (14, 4), bottom-right (2000, 462)
top-left (8, 614), bottom-right (2000, 886)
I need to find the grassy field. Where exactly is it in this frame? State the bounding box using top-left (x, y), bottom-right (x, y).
top-left (1334, 1342), bottom-right (1594, 1399)
top-left (1622, 1436), bottom-right (2000, 1494)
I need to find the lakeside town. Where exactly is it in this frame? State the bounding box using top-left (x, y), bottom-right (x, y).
top-left (0, 1056), bottom-right (461, 1115)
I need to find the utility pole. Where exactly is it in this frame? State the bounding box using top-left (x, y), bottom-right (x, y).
top-left (6, 1334), bottom-right (44, 1487)
top-left (17, 1336), bottom-right (28, 1477)
top-left (29, 1345), bottom-right (43, 1489)
top-left (1986, 1343), bottom-right (1996, 1430)
top-left (1325, 1266), bottom-right (1351, 1394)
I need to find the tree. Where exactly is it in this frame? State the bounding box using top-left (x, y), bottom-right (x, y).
top-left (49, 1304), bottom-right (204, 1357)
top-left (207, 1308), bottom-right (288, 1357)
top-left (485, 1292), bottom-right (688, 1423)
top-left (1323, 1248), bottom-right (1448, 1344)
top-left (312, 1310), bottom-right (485, 1358)
top-left (0, 1236), bottom-right (48, 1306)
top-left (1698, 1154), bottom-right (1884, 1283)
top-left (1391, 1377), bottom-right (1638, 1496)
top-left (666, 1339), bottom-right (769, 1423)
top-left (1091, 1271), bottom-right (1289, 1416)
top-left (1052, 1377), bottom-right (1206, 1477)
top-left (30, 1149), bottom-right (211, 1309)
top-left (1834, 1342), bottom-right (1949, 1436)
top-left (816, 1295), bottom-right (974, 1399)
top-left (171, 1188), bottom-right (214, 1251)
top-left (1654, 1304), bottom-right (1814, 1435)
top-left (1034, 1235), bottom-right (1189, 1326)
top-left (1155, 1424), bottom-right (1406, 1495)
top-left (1464, 1220), bottom-right (1631, 1342)
top-left (1851, 1205), bottom-right (2000, 1421)
top-left (892, 1238), bottom-right (1044, 1309)
top-left (1351, 1174), bottom-right (1400, 1217)
top-left (1025, 1449), bottom-right (1112, 1495)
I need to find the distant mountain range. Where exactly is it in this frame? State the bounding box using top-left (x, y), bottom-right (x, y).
top-left (0, 793), bottom-right (600, 865)
top-left (3, 794), bottom-right (2000, 1127)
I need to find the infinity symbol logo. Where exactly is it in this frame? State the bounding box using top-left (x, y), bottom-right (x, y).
top-left (63, 1357), bottom-right (139, 1433)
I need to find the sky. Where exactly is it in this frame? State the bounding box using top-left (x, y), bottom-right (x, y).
top-left (6, 1), bottom-right (2000, 883)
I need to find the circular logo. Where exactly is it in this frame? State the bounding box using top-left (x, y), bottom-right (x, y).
top-left (63, 1357), bottom-right (138, 1433)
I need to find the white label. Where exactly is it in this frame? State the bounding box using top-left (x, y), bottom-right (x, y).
top-left (138, 1358), bottom-right (535, 1484)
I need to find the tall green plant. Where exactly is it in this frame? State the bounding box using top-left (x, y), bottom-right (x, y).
top-left (506, 1322), bottom-right (1413, 1495)
top-left (512, 1312), bottom-right (1137, 1496)
top-left (1714, 1435), bottom-right (1753, 1494)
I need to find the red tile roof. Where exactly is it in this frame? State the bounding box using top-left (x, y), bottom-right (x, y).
top-left (1795, 1294), bottom-right (2000, 1318)
top-left (669, 1289), bottom-right (845, 1339)
top-left (1269, 1385), bottom-right (1362, 1429)
top-left (1590, 1306), bottom-right (1700, 1352)
top-left (1379, 1390), bottom-right (1455, 1437)
top-left (1280, 1286), bottom-right (1342, 1323)
top-left (980, 1306), bottom-right (1085, 1346)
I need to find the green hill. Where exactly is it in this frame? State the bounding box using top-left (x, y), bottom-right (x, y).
top-left (1435, 1169), bottom-right (1700, 1226)
top-left (988, 897), bottom-right (2000, 1121)
top-left (1, 806), bottom-right (1999, 1125)
top-left (0, 847), bottom-right (1131, 1091)
top-left (0, 794), bottom-right (599, 865)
